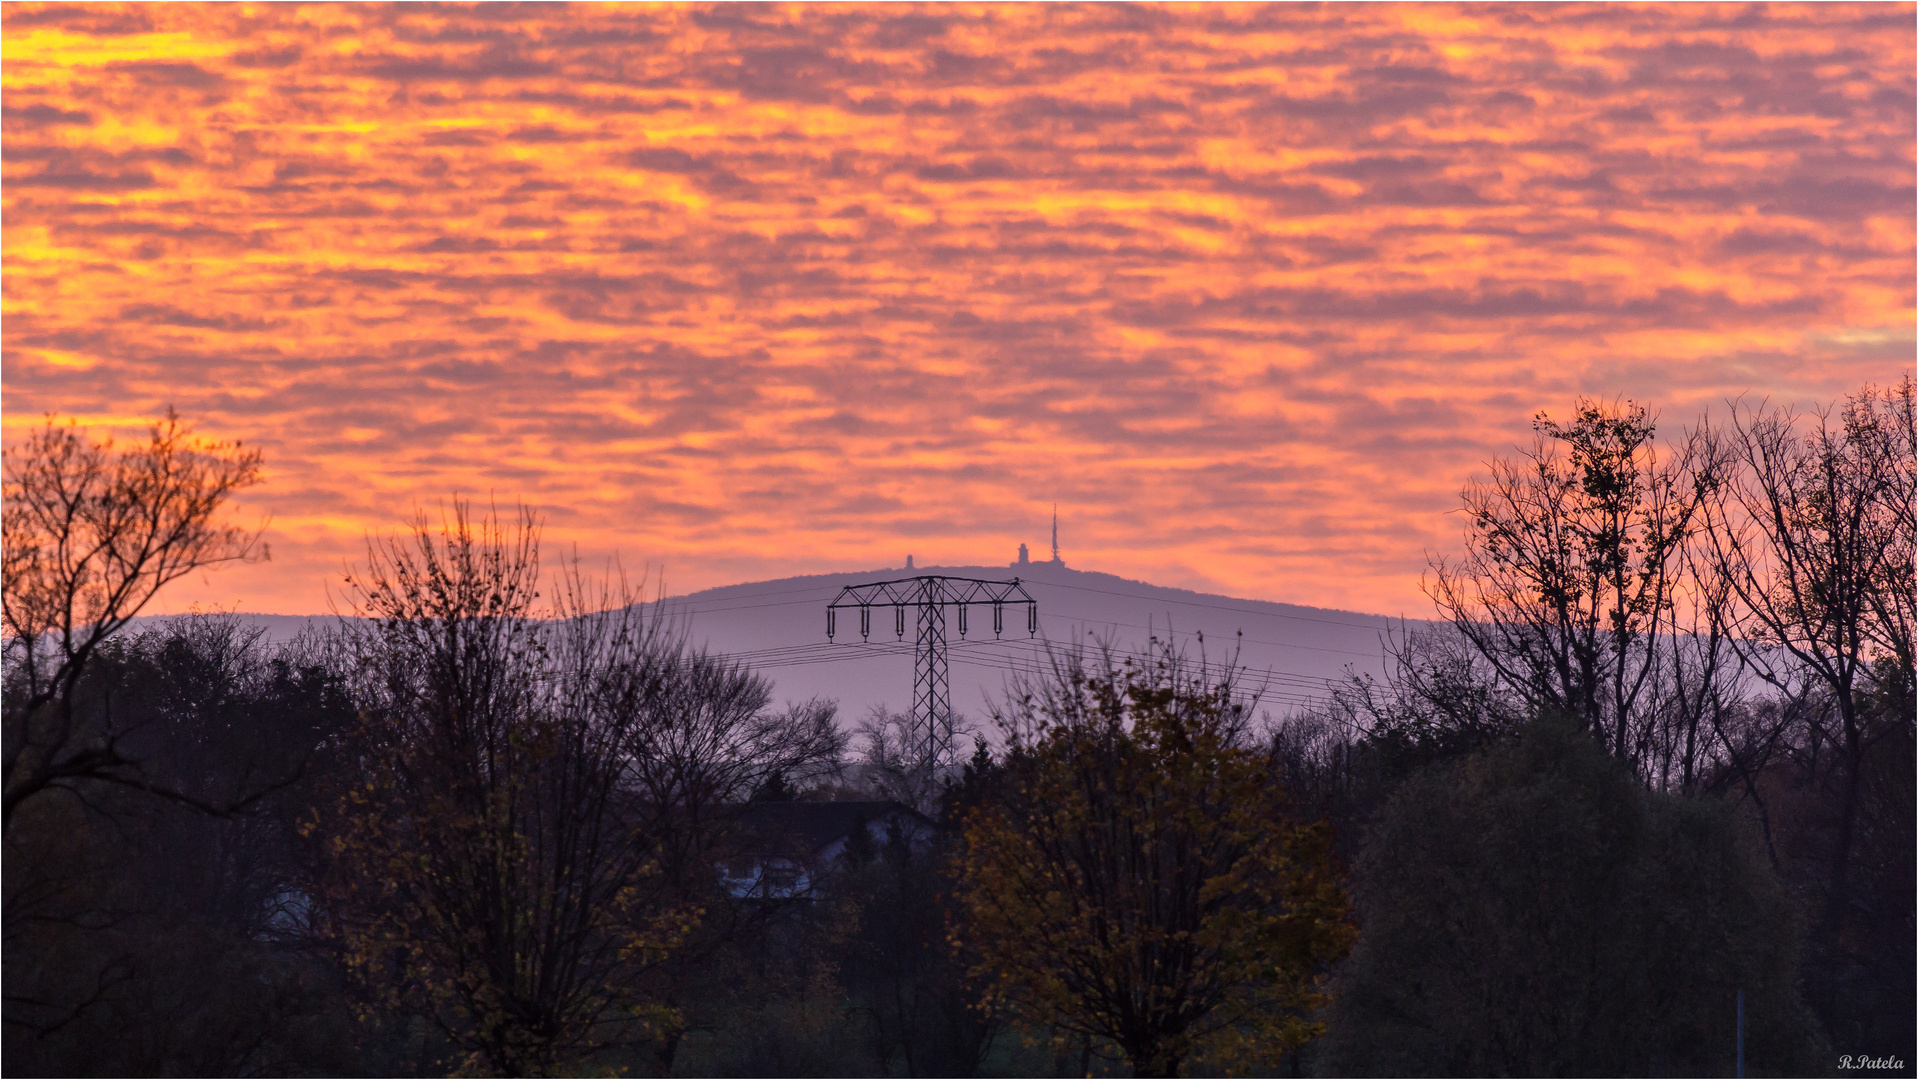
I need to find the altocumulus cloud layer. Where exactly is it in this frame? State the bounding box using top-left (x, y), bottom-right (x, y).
top-left (2, 3), bottom-right (1912, 615)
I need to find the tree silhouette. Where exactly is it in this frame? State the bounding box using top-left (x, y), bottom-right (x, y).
top-left (306, 501), bottom-right (841, 1074)
top-left (1424, 398), bottom-right (1723, 779)
top-left (1700, 376), bottom-right (1916, 1054)
top-left (1322, 716), bottom-right (1818, 1076)
top-left (954, 644), bottom-right (1353, 1077)
top-left (4, 410), bottom-right (266, 831)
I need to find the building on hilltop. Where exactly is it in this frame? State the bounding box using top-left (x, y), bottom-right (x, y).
top-left (1012, 507), bottom-right (1067, 569)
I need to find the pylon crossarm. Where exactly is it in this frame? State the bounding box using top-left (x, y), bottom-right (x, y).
top-left (826, 575), bottom-right (1037, 643)
top-left (826, 575), bottom-right (1036, 611)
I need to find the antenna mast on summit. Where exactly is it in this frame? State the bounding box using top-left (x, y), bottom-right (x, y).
top-left (826, 575), bottom-right (1038, 780)
top-left (1051, 504), bottom-right (1060, 563)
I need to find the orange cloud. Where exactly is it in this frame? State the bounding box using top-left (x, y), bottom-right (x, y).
top-left (3, 2), bottom-right (1912, 616)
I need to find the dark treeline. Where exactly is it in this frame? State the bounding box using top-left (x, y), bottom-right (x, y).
top-left (1285, 379), bottom-right (1915, 1076)
top-left (4, 380), bottom-right (1911, 1077)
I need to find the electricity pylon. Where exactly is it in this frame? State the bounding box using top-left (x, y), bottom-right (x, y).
top-left (827, 575), bottom-right (1038, 777)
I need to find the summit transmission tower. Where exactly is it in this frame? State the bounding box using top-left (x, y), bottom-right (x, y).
top-left (827, 576), bottom-right (1038, 776)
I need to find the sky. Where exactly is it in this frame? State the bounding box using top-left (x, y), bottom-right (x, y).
top-left (3, 3), bottom-right (1912, 618)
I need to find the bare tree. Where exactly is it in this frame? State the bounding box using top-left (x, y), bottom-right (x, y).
top-left (1699, 376), bottom-right (1916, 937)
top-left (619, 642), bottom-right (843, 896)
top-left (2, 411), bottom-right (265, 831)
top-left (1425, 399), bottom-right (1724, 783)
top-left (1330, 623), bottom-right (1524, 756)
top-left (1650, 526), bottom-right (1753, 794)
top-left (850, 705), bottom-right (979, 812)
top-left (609, 629), bottom-right (844, 1075)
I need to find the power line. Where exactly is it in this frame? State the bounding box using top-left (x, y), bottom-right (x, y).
top-left (1031, 606), bottom-right (1387, 659)
top-left (704, 635), bottom-right (1339, 711)
top-left (701, 627), bottom-right (1359, 695)
top-left (661, 591), bottom-right (842, 616)
top-left (1027, 578), bottom-right (1409, 633)
top-left (705, 631), bottom-right (1344, 691)
top-left (943, 638), bottom-right (1337, 700)
top-left (685, 602), bottom-right (1383, 659)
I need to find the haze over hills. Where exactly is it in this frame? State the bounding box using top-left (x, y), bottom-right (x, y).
top-left (132, 557), bottom-right (1423, 731)
top-left (661, 557), bottom-right (1416, 725)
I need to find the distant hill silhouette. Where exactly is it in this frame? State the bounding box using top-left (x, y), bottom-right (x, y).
top-left (128, 561), bottom-right (1423, 727)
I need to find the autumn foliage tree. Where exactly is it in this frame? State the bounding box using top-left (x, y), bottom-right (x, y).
top-left (305, 501), bottom-right (842, 1076)
top-left (954, 645), bottom-right (1354, 1078)
top-left (307, 504), bottom-right (672, 1074)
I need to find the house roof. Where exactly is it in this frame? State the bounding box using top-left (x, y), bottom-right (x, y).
top-left (731, 799), bottom-right (937, 854)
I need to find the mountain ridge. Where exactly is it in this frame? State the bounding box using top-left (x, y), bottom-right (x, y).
top-left (129, 562), bottom-right (1423, 724)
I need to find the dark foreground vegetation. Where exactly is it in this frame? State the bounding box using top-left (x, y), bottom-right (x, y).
top-left (5, 379), bottom-right (1912, 1077)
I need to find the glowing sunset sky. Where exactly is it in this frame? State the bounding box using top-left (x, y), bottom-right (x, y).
top-left (4, 3), bottom-right (1912, 616)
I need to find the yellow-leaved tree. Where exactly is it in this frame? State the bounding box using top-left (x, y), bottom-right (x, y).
top-left (304, 502), bottom-right (840, 1075)
top-left (954, 643), bottom-right (1355, 1078)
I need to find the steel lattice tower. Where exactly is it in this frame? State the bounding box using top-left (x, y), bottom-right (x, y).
top-left (827, 575), bottom-right (1037, 776)
top-left (912, 591), bottom-right (950, 771)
